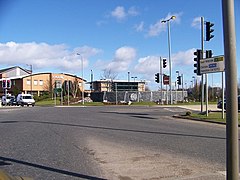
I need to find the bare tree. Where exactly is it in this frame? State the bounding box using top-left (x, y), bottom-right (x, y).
top-left (101, 69), bottom-right (118, 80)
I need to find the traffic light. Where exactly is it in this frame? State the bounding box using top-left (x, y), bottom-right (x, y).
top-left (155, 73), bottom-right (160, 83)
top-left (193, 49), bottom-right (203, 75)
top-left (206, 21), bottom-right (214, 41)
top-left (206, 50), bottom-right (213, 58)
top-left (7, 80), bottom-right (11, 89)
top-left (2, 80), bottom-right (6, 88)
top-left (177, 76), bottom-right (181, 85)
top-left (163, 58), bottom-right (167, 68)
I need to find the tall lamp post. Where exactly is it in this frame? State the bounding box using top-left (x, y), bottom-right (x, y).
top-left (161, 15), bottom-right (176, 105)
top-left (27, 64), bottom-right (33, 95)
top-left (131, 76), bottom-right (137, 82)
top-left (77, 53), bottom-right (84, 105)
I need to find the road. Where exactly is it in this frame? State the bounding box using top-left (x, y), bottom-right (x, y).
top-left (0, 106), bottom-right (230, 179)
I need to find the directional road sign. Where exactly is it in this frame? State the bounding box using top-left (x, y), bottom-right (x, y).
top-left (200, 56), bottom-right (224, 74)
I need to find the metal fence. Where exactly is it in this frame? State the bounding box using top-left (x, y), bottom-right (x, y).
top-left (90, 91), bottom-right (188, 103)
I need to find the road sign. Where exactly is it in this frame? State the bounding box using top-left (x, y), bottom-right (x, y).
top-left (200, 56), bottom-right (224, 74)
top-left (163, 75), bottom-right (169, 85)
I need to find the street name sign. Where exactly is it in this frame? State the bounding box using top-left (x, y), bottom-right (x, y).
top-left (200, 55), bottom-right (224, 74)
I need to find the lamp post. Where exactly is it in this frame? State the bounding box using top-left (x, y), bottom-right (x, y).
top-left (77, 53), bottom-right (84, 105)
top-left (131, 76), bottom-right (137, 82)
top-left (161, 15), bottom-right (176, 105)
top-left (27, 64), bottom-right (33, 95)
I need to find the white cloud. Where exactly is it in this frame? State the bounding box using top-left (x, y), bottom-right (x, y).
top-left (103, 46), bottom-right (136, 72)
top-left (110, 6), bottom-right (139, 21)
top-left (0, 41), bottom-right (102, 73)
top-left (128, 7), bottom-right (139, 16)
top-left (147, 12), bottom-right (183, 37)
top-left (134, 21), bottom-right (144, 32)
top-left (191, 17), bottom-right (201, 29)
top-left (133, 48), bottom-right (196, 84)
top-left (111, 6), bottom-right (126, 20)
top-left (172, 48), bottom-right (195, 66)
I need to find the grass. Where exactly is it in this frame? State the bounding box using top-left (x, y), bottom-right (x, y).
top-left (186, 111), bottom-right (240, 124)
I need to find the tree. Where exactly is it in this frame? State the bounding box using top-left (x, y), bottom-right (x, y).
top-left (101, 69), bottom-right (118, 80)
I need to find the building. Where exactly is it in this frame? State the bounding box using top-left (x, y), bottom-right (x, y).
top-left (91, 79), bottom-right (146, 92)
top-left (0, 66), bottom-right (85, 97)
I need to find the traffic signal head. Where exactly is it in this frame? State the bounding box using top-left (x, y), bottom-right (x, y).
top-left (155, 73), bottom-right (160, 83)
top-left (7, 80), bottom-right (11, 89)
top-left (177, 76), bottom-right (181, 85)
top-left (2, 80), bottom-right (6, 88)
top-left (163, 58), bottom-right (167, 68)
top-left (193, 49), bottom-right (202, 75)
top-left (206, 50), bottom-right (213, 58)
top-left (111, 82), bottom-right (115, 91)
top-left (206, 21), bottom-right (214, 41)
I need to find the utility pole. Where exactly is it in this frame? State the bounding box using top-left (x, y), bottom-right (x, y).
top-left (222, 0), bottom-right (239, 179)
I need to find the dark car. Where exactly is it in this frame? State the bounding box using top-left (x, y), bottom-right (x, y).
top-left (9, 97), bottom-right (18, 106)
top-left (217, 96), bottom-right (240, 110)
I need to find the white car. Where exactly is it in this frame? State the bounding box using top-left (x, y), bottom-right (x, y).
top-left (17, 94), bottom-right (35, 107)
top-left (1, 95), bottom-right (13, 106)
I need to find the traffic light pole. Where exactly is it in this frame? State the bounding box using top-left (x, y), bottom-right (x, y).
top-left (222, 0), bottom-right (239, 179)
top-left (201, 17), bottom-right (204, 113)
top-left (160, 57), bottom-right (163, 104)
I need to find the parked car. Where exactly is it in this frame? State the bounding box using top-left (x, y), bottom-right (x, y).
top-left (9, 97), bottom-right (18, 106)
top-left (1, 95), bottom-right (14, 106)
top-left (217, 96), bottom-right (240, 110)
top-left (16, 94), bottom-right (35, 107)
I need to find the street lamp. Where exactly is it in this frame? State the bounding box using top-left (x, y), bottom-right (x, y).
top-left (131, 76), bottom-right (137, 82)
top-left (77, 53), bottom-right (84, 105)
top-left (26, 64), bottom-right (33, 95)
top-left (161, 15), bottom-right (176, 104)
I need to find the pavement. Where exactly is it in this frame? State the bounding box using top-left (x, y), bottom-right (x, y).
top-left (176, 104), bottom-right (221, 112)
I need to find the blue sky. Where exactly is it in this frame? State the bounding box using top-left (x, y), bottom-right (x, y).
top-left (0, 0), bottom-right (239, 90)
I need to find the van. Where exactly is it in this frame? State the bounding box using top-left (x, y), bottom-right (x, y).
top-left (17, 94), bottom-right (35, 107)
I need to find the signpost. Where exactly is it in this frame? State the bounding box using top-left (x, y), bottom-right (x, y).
top-left (200, 56), bottom-right (224, 74)
top-left (163, 75), bottom-right (170, 85)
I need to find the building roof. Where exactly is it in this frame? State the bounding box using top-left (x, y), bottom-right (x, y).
top-left (0, 66), bottom-right (30, 74)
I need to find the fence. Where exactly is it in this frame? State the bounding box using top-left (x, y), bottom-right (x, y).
top-left (90, 91), bottom-right (188, 103)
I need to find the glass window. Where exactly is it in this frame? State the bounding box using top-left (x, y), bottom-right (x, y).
top-left (26, 79), bottom-right (31, 85)
top-left (34, 80), bottom-right (38, 85)
top-left (39, 80), bottom-right (43, 85)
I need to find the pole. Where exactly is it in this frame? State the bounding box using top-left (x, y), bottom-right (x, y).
top-left (222, 72), bottom-right (224, 119)
top-left (205, 74), bottom-right (208, 116)
top-left (31, 65), bottom-right (33, 95)
top-left (82, 57), bottom-right (84, 105)
top-left (160, 57), bottom-right (163, 104)
top-left (182, 74), bottom-right (184, 102)
top-left (115, 83), bottom-right (117, 105)
top-left (67, 80), bottom-right (69, 106)
top-left (167, 20), bottom-right (173, 105)
top-left (201, 17), bottom-right (204, 113)
top-left (222, 0), bottom-right (239, 179)
top-left (91, 69), bottom-right (93, 92)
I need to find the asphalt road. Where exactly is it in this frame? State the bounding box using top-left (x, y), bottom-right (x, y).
top-left (0, 106), bottom-right (231, 179)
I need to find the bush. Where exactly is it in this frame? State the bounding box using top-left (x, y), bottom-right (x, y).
top-left (185, 111), bottom-right (192, 116)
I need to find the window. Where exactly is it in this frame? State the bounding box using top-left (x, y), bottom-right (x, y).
top-left (34, 80), bottom-right (38, 85)
top-left (39, 80), bottom-right (43, 86)
top-left (27, 79), bottom-right (31, 85)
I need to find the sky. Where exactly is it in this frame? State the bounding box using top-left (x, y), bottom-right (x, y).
top-left (0, 0), bottom-right (239, 90)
